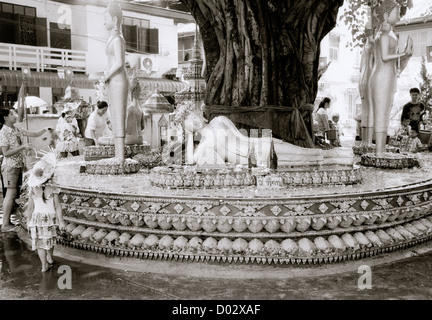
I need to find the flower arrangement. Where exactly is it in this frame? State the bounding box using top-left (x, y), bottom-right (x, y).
top-left (171, 101), bottom-right (195, 129)
top-left (133, 148), bottom-right (164, 168)
top-left (94, 79), bottom-right (108, 102)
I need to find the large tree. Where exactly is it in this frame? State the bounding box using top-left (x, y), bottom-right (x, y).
top-left (177, 0), bottom-right (422, 146)
top-left (180, 0), bottom-right (344, 147)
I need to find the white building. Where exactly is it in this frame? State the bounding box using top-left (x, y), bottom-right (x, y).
top-left (0, 0), bottom-right (194, 108)
top-left (394, 2), bottom-right (432, 120)
top-left (317, 3), bottom-right (362, 123)
top-left (318, 0), bottom-right (432, 129)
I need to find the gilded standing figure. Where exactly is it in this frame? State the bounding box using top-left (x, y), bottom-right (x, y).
top-left (359, 35), bottom-right (374, 147)
top-left (90, 1), bottom-right (129, 162)
top-left (369, 0), bottom-right (413, 155)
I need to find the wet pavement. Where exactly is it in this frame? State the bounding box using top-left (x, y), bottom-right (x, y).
top-left (1, 230), bottom-right (432, 301)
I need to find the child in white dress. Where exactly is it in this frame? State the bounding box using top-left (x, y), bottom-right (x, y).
top-left (55, 103), bottom-right (80, 158)
top-left (25, 152), bottom-right (65, 272)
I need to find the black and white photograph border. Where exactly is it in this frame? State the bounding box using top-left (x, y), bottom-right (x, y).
top-left (1, 0), bottom-right (432, 308)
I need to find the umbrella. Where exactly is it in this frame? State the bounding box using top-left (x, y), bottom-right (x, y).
top-left (13, 96), bottom-right (48, 112)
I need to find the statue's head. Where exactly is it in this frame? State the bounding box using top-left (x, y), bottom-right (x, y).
top-left (184, 111), bottom-right (208, 134)
top-left (104, 1), bottom-right (122, 32)
top-left (130, 75), bottom-right (141, 101)
top-left (372, 0), bottom-right (401, 27)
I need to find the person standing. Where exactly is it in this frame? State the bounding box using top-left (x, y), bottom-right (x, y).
top-left (84, 101), bottom-right (111, 146)
top-left (59, 85), bottom-right (92, 137)
top-left (55, 104), bottom-right (80, 158)
top-left (330, 113), bottom-right (342, 147)
top-left (400, 88), bottom-right (425, 132)
top-left (25, 153), bottom-right (65, 272)
top-left (0, 108), bottom-right (51, 232)
top-left (316, 97), bottom-right (331, 139)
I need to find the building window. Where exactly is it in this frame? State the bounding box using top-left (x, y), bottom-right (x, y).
top-left (2, 3), bottom-right (12, 13)
top-left (0, 2), bottom-right (37, 46)
top-left (329, 34), bottom-right (340, 62)
top-left (122, 17), bottom-right (158, 54)
top-left (178, 36), bottom-right (194, 62)
top-left (50, 22), bottom-right (71, 49)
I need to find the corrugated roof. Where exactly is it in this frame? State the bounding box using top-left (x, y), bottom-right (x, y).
top-left (142, 89), bottom-right (174, 114)
top-left (0, 70), bottom-right (94, 89)
top-left (0, 70), bottom-right (188, 93)
top-left (139, 78), bottom-right (187, 93)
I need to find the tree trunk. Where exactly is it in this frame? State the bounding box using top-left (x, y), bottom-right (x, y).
top-left (181, 0), bottom-right (343, 147)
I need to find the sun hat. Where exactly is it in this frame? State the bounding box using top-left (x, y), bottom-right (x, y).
top-left (27, 152), bottom-right (57, 188)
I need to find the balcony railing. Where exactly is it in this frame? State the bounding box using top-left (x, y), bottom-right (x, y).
top-left (0, 43), bottom-right (87, 73)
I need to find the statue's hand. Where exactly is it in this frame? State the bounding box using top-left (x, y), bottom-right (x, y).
top-left (404, 36), bottom-right (414, 56)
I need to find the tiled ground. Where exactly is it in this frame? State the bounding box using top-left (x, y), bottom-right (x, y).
top-left (1, 230), bottom-right (432, 301)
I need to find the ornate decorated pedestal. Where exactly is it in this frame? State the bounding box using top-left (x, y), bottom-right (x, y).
top-left (352, 145), bottom-right (398, 156)
top-left (360, 152), bottom-right (421, 169)
top-left (15, 155), bottom-right (432, 266)
top-left (80, 144), bottom-right (153, 175)
top-left (83, 144), bottom-right (151, 161)
top-left (149, 164), bottom-right (362, 188)
top-left (83, 158), bottom-right (141, 175)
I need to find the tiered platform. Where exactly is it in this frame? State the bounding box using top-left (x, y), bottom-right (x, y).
top-left (149, 164), bottom-right (362, 188)
top-left (354, 145), bottom-right (423, 169)
top-left (352, 145), bottom-right (398, 156)
top-left (81, 144), bottom-right (153, 174)
top-left (83, 144), bottom-right (150, 161)
top-left (18, 153), bottom-right (432, 266)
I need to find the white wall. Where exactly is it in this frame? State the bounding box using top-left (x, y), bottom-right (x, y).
top-left (84, 5), bottom-right (179, 77)
top-left (71, 4), bottom-right (89, 52)
top-left (39, 87), bottom-right (52, 106)
top-left (85, 5), bottom-right (110, 75)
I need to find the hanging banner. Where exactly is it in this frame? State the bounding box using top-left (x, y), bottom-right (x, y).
top-left (17, 80), bottom-right (26, 122)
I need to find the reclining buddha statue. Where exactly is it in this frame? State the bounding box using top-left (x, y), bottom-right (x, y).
top-left (187, 114), bottom-right (354, 167)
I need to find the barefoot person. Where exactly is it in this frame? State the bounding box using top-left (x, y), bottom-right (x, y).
top-left (25, 152), bottom-right (66, 272)
top-left (0, 109), bottom-right (51, 232)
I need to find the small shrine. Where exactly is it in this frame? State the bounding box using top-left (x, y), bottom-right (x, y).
top-left (141, 88), bottom-right (174, 149)
top-left (175, 30), bottom-right (206, 107)
top-left (81, 70), bottom-right (151, 172)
